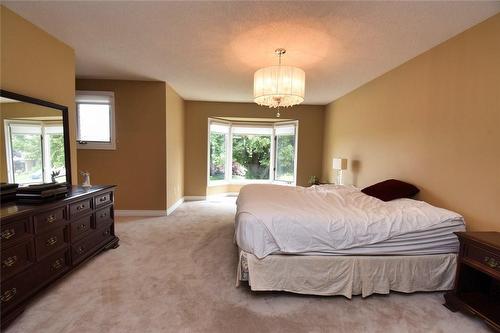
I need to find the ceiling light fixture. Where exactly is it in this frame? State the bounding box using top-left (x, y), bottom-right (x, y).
top-left (253, 48), bottom-right (305, 117)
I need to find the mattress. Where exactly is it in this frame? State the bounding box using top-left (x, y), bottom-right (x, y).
top-left (235, 184), bottom-right (466, 258)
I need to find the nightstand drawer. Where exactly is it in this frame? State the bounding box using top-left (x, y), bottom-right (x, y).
top-left (467, 244), bottom-right (500, 271)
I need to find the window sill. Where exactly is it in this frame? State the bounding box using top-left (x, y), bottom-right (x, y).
top-left (207, 180), bottom-right (295, 187)
top-left (77, 142), bottom-right (116, 150)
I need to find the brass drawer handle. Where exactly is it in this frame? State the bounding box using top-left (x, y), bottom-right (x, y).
top-left (99, 196), bottom-right (107, 202)
top-left (1, 288), bottom-right (16, 303)
top-left (77, 223), bottom-right (87, 231)
top-left (2, 255), bottom-right (18, 268)
top-left (46, 236), bottom-right (58, 247)
top-left (484, 256), bottom-right (499, 268)
top-left (77, 246), bottom-right (85, 254)
top-left (51, 258), bottom-right (64, 270)
top-left (1, 228), bottom-right (15, 240)
top-left (76, 204), bottom-right (86, 211)
top-left (100, 212), bottom-right (107, 218)
top-left (46, 214), bottom-right (57, 223)
top-left (104, 229), bottom-right (110, 236)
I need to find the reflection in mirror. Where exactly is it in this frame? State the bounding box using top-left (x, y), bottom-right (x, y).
top-left (1, 97), bottom-right (66, 186)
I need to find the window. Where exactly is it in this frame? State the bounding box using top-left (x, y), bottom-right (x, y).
top-left (4, 121), bottom-right (66, 185)
top-left (232, 126), bottom-right (272, 180)
top-left (274, 124), bottom-right (296, 183)
top-left (209, 123), bottom-right (228, 181)
top-left (208, 119), bottom-right (298, 185)
top-left (76, 91), bottom-right (115, 149)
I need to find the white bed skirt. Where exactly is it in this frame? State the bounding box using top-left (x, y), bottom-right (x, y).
top-left (236, 250), bottom-right (457, 298)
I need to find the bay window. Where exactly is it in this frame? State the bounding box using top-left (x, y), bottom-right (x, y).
top-left (208, 119), bottom-right (298, 185)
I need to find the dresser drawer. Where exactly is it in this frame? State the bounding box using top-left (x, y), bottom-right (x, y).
top-left (1, 239), bottom-right (35, 281)
top-left (70, 214), bottom-right (92, 241)
top-left (94, 206), bottom-right (113, 229)
top-left (35, 226), bottom-right (68, 260)
top-left (33, 249), bottom-right (70, 285)
top-left (1, 217), bottom-right (31, 249)
top-left (69, 199), bottom-right (92, 218)
top-left (94, 191), bottom-right (112, 208)
top-left (466, 243), bottom-right (500, 271)
top-left (1, 269), bottom-right (33, 312)
top-left (72, 225), bottom-right (113, 264)
top-left (33, 206), bottom-right (66, 233)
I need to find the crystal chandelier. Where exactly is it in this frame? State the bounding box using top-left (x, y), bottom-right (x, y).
top-left (253, 48), bottom-right (305, 117)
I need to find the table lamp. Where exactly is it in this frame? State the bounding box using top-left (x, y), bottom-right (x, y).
top-left (332, 158), bottom-right (348, 185)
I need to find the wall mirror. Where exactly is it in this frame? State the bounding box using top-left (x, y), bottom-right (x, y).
top-left (0, 90), bottom-right (71, 186)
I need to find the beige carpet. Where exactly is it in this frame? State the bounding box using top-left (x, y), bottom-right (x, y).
top-left (5, 197), bottom-right (491, 333)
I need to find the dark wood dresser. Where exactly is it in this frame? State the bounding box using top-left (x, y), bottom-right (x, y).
top-left (444, 232), bottom-right (500, 331)
top-left (0, 185), bottom-right (119, 328)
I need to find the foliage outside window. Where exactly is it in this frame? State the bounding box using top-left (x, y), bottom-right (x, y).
top-left (208, 120), bottom-right (298, 185)
top-left (209, 124), bottom-right (228, 181)
top-left (275, 125), bottom-right (296, 182)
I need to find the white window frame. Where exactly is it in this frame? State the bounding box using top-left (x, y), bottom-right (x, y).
top-left (207, 119), bottom-right (231, 186)
top-left (207, 118), bottom-right (299, 186)
top-left (76, 90), bottom-right (116, 150)
top-left (273, 121), bottom-right (299, 185)
top-left (4, 119), bottom-right (65, 185)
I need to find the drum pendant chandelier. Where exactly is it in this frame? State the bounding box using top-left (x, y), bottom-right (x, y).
top-left (253, 48), bottom-right (305, 117)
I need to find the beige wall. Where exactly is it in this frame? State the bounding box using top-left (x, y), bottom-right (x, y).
top-left (0, 102), bottom-right (62, 182)
top-left (185, 101), bottom-right (325, 197)
top-left (0, 5), bottom-right (77, 184)
top-left (322, 14), bottom-right (500, 231)
top-left (76, 79), bottom-right (167, 210)
top-left (166, 84), bottom-right (185, 207)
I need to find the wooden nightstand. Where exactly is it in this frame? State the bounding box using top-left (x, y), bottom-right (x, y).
top-left (444, 232), bottom-right (500, 331)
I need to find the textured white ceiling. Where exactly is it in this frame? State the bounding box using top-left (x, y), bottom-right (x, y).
top-left (4, 1), bottom-right (499, 105)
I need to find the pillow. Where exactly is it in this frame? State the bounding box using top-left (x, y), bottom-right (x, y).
top-left (361, 179), bottom-right (419, 201)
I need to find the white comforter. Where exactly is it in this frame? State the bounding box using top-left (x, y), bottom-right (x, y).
top-left (235, 184), bottom-right (465, 259)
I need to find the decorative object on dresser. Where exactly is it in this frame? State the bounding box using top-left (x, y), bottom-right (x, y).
top-left (80, 171), bottom-right (91, 187)
top-left (444, 232), bottom-right (500, 331)
top-left (0, 185), bottom-right (119, 329)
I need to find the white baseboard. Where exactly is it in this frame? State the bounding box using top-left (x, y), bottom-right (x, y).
top-left (115, 210), bottom-right (168, 217)
top-left (167, 197), bottom-right (184, 215)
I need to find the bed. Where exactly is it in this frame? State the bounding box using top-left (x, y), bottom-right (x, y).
top-left (234, 184), bottom-right (465, 297)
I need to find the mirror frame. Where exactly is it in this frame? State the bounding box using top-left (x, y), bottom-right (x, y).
top-left (0, 89), bottom-right (72, 185)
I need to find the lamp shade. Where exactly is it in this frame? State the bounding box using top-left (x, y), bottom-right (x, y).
top-left (253, 65), bottom-right (305, 108)
top-left (332, 158), bottom-right (348, 170)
